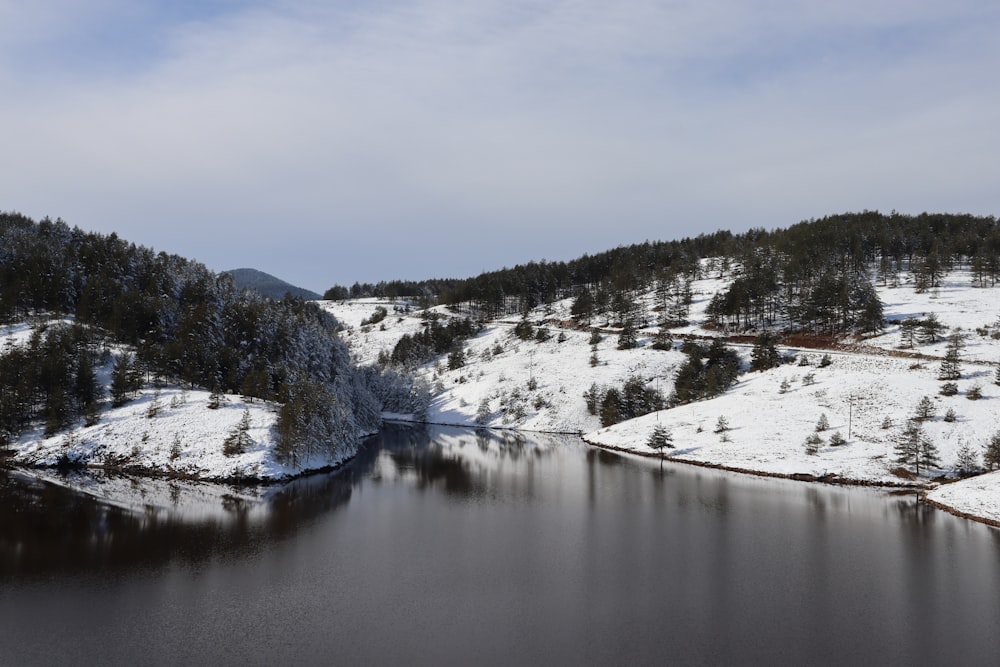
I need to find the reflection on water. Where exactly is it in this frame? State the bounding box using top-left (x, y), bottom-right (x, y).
top-left (0, 425), bottom-right (560, 576)
top-left (2, 423), bottom-right (1000, 666)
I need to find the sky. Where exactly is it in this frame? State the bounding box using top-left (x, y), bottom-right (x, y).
top-left (2, 1), bottom-right (999, 292)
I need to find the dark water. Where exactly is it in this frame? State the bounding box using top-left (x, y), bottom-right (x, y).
top-left (2, 424), bottom-right (1000, 666)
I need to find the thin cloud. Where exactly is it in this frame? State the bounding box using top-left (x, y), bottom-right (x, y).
top-left (1, 0), bottom-right (998, 290)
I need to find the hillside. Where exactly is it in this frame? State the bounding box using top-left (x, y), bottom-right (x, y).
top-left (224, 268), bottom-right (322, 301)
top-left (0, 214), bottom-right (416, 480)
top-left (322, 261), bottom-right (1000, 524)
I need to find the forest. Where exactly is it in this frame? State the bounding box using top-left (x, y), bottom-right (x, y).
top-left (326, 211), bottom-right (1000, 334)
top-left (0, 212), bottom-right (420, 460)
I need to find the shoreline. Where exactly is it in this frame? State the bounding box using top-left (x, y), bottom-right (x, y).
top-left (580, 437), bottom-right (934, 490)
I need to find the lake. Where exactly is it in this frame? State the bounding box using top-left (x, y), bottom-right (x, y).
top-left (2, 423), bottom-right (999, 665)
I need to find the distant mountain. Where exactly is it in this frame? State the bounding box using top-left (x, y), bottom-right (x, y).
top-left (224, 268), bottom-right (321, 301)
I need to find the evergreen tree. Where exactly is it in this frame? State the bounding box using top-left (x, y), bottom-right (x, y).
top-left (918, 313), bottom-right (945, 344)
top-left (955, 441), bottom-right (980, 476)
top-left (714, 415), bottom-right (729, 433)
top-left (647, 424), bottom-right (674, 454)
top-left (223, 408), bottom-right (253, 456)
top-left (110, 353), bottom-right (140, 407)
top-left (599, 388), bottom-right (621, 427)
top-left (984, 432), bottom-right (1000, 471)
top-left (816, 413), bottom-right (829, 432)
top-left (938, 331), bottom-right (963, 380)
top-left (617, 317), bottom-right (638, 350)
top-left (894, 420), bottom-right (940, 476)
top-left (914, 395), bottom-right (936, 421)
top-left (750, 331), bottom-right (781, 371)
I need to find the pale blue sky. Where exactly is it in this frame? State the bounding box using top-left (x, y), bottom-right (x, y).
top-left (2, 1), bottom-right (998, 292)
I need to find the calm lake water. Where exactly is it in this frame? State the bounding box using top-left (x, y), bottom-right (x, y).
top-left (2, 423), bottom-right (1000, 665)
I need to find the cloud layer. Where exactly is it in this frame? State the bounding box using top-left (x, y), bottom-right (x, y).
top-left (2, 0), bottom-right (998, 290)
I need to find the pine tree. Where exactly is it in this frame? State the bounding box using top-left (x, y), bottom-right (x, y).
top-left (617, 317), bottom-right (638, 350)
top-left (750, 331), bottom-right (781, 371)
top-left (918, 313), bottom-right (945, 344)
top-left (714, 415), bottom-right (729, 433)
top-left (938, 331), bottom-right (963, 380)
top-left (955, 441), bottom-right (980, 476)
top-left (475, 398), bottom-right (492, 425)
top-left (914, 395), bottom-right (935, 421)
top-left (984, 432), bottom-right (1000, 471)
top-left (804, 433), bottom-right (823, 455)
top-left (111, 353), bottom-right (138, 407)
top-left (647, 424), bottom-right (674, 454)
top-left (223, 408), bottom-right (253, 456)
top-left (894, 420), bottom-right (940, 476)
top-left (816, 413), bottom-right (829, 432)
top-left (600, 388), bottom-right (621, 427)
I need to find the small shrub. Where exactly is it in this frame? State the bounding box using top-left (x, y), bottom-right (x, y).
top-left (557, 332), bottom-right (568, 343)
top-left (881, 416), bottom-right (892, 430)
top-left (527, 377), bottom-right (538, 392)
top-left (967, 384), bottom-right (983, 401)
top-left (944, 407), bottom-right (957, 423)
top-left (778, 378), bottom-right (790, 394)
top-left (589, 329), bottom-right (602, 345)
top-left (816, 413), bottom-right (829, 432)
top-left (804, 433), bottom-right (823, 455)
top-left (819, 354), bottom-right (833, 368)
top-left (940, 382), bottom-right (958, 396)
top-left (714, 415), bottom-right (729, 433)
top-left (829, 431), bottom-right (846, 446)
top-left (802, 372), bottom-right (816, 386)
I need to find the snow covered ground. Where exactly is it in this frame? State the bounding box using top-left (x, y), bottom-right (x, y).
top-left (3, 341), bottom-right (352, 483)
top-left (322, 264), bottom-right (1000, 525)
top-left (6, 264), bottom-right (999, 525)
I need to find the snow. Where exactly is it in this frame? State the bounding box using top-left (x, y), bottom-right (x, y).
top-left (7, 382), bottom-right (350, 482)
top-left (7, 263), bottom-right (1000, 526)
top-left (926, 472), bottom-right (1000, 525)
top-left (322, 263), bottom-right (1000, 525)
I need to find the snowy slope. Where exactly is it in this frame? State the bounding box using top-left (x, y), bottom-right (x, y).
top-left (322, 263), bottom-right (1000, 523)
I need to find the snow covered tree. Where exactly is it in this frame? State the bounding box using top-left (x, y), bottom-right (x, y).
top-left (944, 407), bottom-right (957, 423)
top-left (829, 431), bottom-right (846, 446)
top-left (804, 433), bottom-right (823, 455)
top-left (475, 398), bottom-right (492, 425)
top-left (714, 415), bottom-right (729, 433)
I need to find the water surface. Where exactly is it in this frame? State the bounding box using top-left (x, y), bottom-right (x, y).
top-left (2, 424), bottom-right (999, 665)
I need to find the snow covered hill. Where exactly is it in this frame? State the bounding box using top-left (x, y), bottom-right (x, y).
top-left (322, 263), bottom-right (1000, 525)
